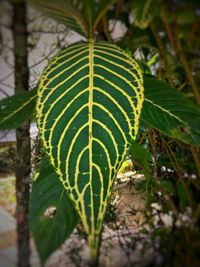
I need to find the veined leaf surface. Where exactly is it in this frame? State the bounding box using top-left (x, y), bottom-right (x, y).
top-left (142, 77), bottom-right (200, 146)
top-left (0, 89), bottom-right (36, 130)
top-left (28, 0), bottom-right (88, 36)
top-left (36, 41), bottom-right (144, 257)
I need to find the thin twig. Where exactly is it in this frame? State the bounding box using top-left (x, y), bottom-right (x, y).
top-left (0, 87), bottom-right (10, 97)
top-left (151, 22), bottom-right (173, 86)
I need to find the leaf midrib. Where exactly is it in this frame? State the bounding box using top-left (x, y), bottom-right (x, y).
top-left (0, 93), bottom-right (36, 125)
top-left (144, 98), bottom-right (185, 124)
top-left (88, 39), bottom-right (95, 236)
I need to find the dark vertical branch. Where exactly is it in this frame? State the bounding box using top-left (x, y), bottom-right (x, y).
top-left (12, 0), bottom-right (31, 266)
top-left (148, 129), bottom-right (157, 179)
top-left (151, 22), bottom-right (173, 86)
top-left (160, 12), bottom-right (200, 106)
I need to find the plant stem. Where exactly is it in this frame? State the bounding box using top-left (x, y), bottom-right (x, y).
top-left (161, 13), bottom-right (200, 106)
top-left (148, 129), bottom-right (157, 178)
top-left (102, 15), bottom-right (112, 42)
top-left (12, 1), bottom-right (31, 266)
top-left (151, 22), bottom-right (173, 86)
top-left (175, 35), bottom-right (200, 106)
top-left (161, 10), bottom-right (177, 52)
top-left (88, 234), bottom-right (100, 266)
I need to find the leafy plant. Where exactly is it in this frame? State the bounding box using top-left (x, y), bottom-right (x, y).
top-left (30, 157), bottom-right (79, 264)
top-left (35, 40), bottom-right (144, 259)
top-left (0, 0), bottom-right (200, 265)
top-left (142, 77), bottom-right (200, 146)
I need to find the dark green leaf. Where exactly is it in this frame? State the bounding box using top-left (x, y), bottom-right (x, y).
top-left (130, 141), bottom-right (151, 166)
top-left (161, 180), bottom-right (176, 195)
top-left (129, 141), bottom-right (152, 186)
top-left (30, 157), bottom-right (79, 265)
top-left (0, 89), bottom-right (37, 130)
top-left (142, 77), bottom-right (200, 146)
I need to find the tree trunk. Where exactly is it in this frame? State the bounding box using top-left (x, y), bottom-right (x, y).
top-left (12, 1), bottom-right (31, 266)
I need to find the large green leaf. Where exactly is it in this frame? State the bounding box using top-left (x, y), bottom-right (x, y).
top-left (0, 89), bottom-right (36, 130)
top-left (30, 157), bottom-right (79, 265)
top-left (142, 77), bottom-right (200, 146)
top-left (28, 0), bottom-right (88, 36)
top-left (36, 40), bottom-right (144, 258)
top-left (131, 0), bottom-right (160, 29)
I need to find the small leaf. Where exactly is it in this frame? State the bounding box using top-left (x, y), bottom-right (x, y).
top-left (161, 180), bottom-right (175, 195)
top-left (142, 77), bottom-right (200, 146)
top-left (30, 157), bottom-right (79, 265)
top-left (130, 141), bottom-right (151, 163)
top-left (28, 0), bottom-right (88, 36)
top-left (0, 89), bottom-right (36, 130)
top-left (129, 140), bottom-right (152, 173)
top-left (131, 0), bottom-right (160, 29)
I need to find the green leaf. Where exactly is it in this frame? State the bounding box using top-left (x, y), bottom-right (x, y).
top-left (177, 179), bottom-right (191, 207)
top-left (0, 89), bottom-right (36, 130)
top-left (130, 141), bottom-right (151, 162)
top-left (129, 141), bottom-right (153, 187)
top-left (161, 180), bottom-right (175, 195)
top-left (131, 0), bottom-right (160, 29)
top-left (129, 141), bottom-right (151, 170)
top-left (36, 40), bottom-right (144, 258)
top-left (142, 77), bottom-right (200, 146)
top-left (30, 157), bottom-right (79, 265)
top-left (28, 0), bottom-right (88, 36)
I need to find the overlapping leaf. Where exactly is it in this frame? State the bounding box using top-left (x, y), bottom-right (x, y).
top-left (28, 0), bottom-right (88, 36)
top-left (131, 0), bottom-right (160, 29)
top-left (30, 157), bottom-right (79, 265)
top-left (36, 41), bottom-right (144, 257)
top-left (0, 89), bottom-right (36, 130)
top-left (142, 77), bottom-right (200, 146)
top-left (28, 0), bottom-right (119, 37)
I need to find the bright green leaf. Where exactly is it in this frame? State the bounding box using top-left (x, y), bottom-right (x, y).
top-left (30, 157), bottom-right (79, 265)
top-left (36, 40), bottom-right (144, 258)
top-left (142, 77), bottom-right (200, 146)
top-left (0, 89), bottom-right (36, 130)
top-left (147, 53), bottom-right (159, 66)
